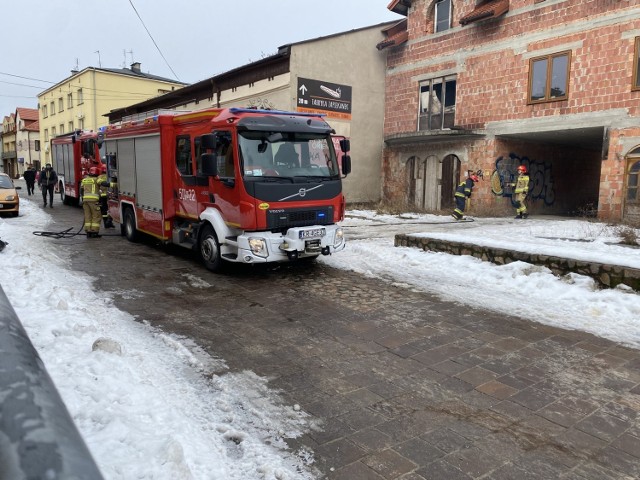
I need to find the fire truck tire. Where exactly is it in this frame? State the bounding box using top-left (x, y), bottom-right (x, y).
top-left (199, 224), bottom-right (223, 272)
top-left (123, 209), bottom-right (139, 242)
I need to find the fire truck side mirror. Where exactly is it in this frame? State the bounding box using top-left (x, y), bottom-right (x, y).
top-left (339, 138), bottom-right (350, 153)
top-left (201, 153), bottom-right (218, 177)
top-left (201, 134), bottom-right (217, 150)
top-left (342, 155), bottom-right (351, 177)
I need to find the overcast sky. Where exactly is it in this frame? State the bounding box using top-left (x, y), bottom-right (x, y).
top-left (0, 0), bottom-right (402, 118)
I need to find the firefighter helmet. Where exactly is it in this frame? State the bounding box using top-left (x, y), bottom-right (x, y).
top-left (517, 165), bottom-right (528, 174)
top-left (469, 174), bottom-right (479, 182)
top-left (89, 167), bottom-right (99, 176)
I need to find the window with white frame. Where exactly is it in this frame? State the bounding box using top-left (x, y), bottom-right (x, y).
top-left (44, 129), bottom-right (49, 141)
top-left (67, 93), bottom-right (73, 109)
top-left (59, 124), bottom-right (64, 134)
top-left (435, 0), bottom-right (451, 33)
top-left (58, 97), bottom-right (63, 112)
top-left (51, 126), bottom-right (56, 137)
top-left (77, 88), bottom-right (84, 105)
top-left (43, 105), bottom-right (48, 117)
top-left (50, 101), bottom-right (55, 115)
top-left (68, 121), bottom-right (74, 132)
top-left (419, 75), bottom-right (457, 131)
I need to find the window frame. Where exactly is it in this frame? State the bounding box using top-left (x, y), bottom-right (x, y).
top-left (434, 0), bottom-right (452, 33)
top-left (528, 50), bottom-right (571, 104)
top-left (175, 135), bottom-right (193, 176)
top-left (418, 74), bottom-right (457, 131)
top-left (67, 93), bottom-right (73, 109)
top-left (58, 97), bottom-right (64, 112)
top-left (633, 37), bottom-right (640, 91)
top-left (77, 88), bottom-right (84, 105)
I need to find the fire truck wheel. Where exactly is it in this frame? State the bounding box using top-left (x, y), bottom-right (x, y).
top-left (199, 224), bottom-right (223, 272)
top-left (123, 209), bottom-right (139, 242)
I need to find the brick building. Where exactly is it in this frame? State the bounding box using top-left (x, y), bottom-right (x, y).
top-left (378, 0), bottom-right (640, 222)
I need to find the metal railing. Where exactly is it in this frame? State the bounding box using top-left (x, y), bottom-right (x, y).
top-left (0, 285), bottom-right (104, 480)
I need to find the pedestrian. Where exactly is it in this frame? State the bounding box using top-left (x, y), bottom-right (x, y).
top-left (512, 165), bottom-right (530, 219)
top-left (23, 165), bottom-right (36, 195)
top-left (452, 171), bottom-right (479, 220)
top-left (81, 167), bottom-right (102, 238)
top-left (39, 163), bottom-right (58, 208)
top-left (97, 164), bottom-right (115, 228)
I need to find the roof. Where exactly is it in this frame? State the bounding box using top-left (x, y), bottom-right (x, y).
top-left (96, 67), bottom-right (187, 84)
top-left (387, 0), bottom-right (411, 16)
top-left (16, 108), bottom-right (38, 121)
top-left (460, 0), bottom-right (509, 26)
top-left (24, 120), bottom-right (39, 132)
top-left (376, 19), bottom-right (409, 50)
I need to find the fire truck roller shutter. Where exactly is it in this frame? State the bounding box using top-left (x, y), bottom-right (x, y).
top-left (116, 139), bottom-right (135, 197)
top-left (133, 136), bottom-right (162, 211)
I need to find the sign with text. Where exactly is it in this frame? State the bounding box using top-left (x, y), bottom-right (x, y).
top-left (297, 77), bottom-right (352, 120)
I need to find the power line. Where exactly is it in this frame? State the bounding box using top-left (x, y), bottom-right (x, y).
top-left (0, 71), bottom-right (54, 84)
top-left (128, 0), bottom-right (180, 81)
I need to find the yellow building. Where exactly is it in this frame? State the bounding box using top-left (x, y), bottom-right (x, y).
top-left (38, 62), bottom-right (185, 163)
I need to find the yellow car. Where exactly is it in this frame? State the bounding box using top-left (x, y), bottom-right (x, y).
top-left (0, 173), bottom-right (21, 217)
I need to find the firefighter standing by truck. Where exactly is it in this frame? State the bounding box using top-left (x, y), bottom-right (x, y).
top-left (81, 167), bottom-right (102, 238)
top-left (97, 165), bottom-right (115, 229)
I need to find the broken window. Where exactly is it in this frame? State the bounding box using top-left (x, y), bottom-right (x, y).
top-left (528, 51), bottom-right (570, 103)
top-left (419, 75), bottom-right (457, 131)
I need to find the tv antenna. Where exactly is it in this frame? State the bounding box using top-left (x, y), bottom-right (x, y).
top-left (94, 50), bottom-right (101, 67)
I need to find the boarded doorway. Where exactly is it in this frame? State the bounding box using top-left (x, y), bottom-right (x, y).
top-left (441, 154), bottom-right (460, 210)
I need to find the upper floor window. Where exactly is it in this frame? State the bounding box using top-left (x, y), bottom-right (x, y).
top-left (50, 101), bottom-right (55, 115)
top-left (59, 124), bottom-right (65, 134)
top-left (68, 121), bottom-right (74, 132)
top-left (77, 88), bottom-right (84, 105)
top-left (51, 126), bottom-right (57, 137)
top-left (419, 75), bottom-right (457, 131)
top-left (43, 105), bottom-right (48, 118)
top-left (435, 0), bottom-right (451, 33)
top-left (633, 37), bottom-right (640, 91)
top-left (79, 118), bottom-right (85, 130)
top-left (58, 97), bottom-right (64, 112)
top-left (528, 51), bottom-right (570, 103)
top-left (44, 129), bottom-right (49, 141)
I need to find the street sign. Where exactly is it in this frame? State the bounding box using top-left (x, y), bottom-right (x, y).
top-left (297, 77), bottom-right (352, 120)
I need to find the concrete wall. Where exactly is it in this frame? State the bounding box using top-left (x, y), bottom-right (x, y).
top-left (288, 26), bottom-right (389, 203)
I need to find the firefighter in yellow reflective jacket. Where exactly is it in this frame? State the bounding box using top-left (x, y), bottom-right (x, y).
top-left (81, 167), bottom-right (102, 238)
top-left (97, 165), bottom-right (115, 228)
top-left (452, 171), bottom-right (479, 220)
top-left (512, 165), bottom-right (530, 219)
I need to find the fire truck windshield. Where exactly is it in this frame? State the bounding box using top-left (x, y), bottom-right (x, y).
top-left (239, 132), bottom-right (339, 179)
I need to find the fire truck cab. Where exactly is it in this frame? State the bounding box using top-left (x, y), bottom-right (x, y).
top-left (103, 108), bottom-right (351, 271)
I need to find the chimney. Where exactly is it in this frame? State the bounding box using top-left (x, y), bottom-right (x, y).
top-left (130, 62), bottom-right (141, 73)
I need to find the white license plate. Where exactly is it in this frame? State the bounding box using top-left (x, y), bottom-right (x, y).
top-left (299, 228), bottom-right (325, 239)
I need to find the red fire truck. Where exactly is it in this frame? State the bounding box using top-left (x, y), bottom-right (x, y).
top-left (51, 131), bottom-right (103, 205)
top-left (102, 107), bottom-right (351, 271)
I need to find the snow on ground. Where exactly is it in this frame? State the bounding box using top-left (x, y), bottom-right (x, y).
top-left (1, 198), bottom-right (318, 480)
top-left (321, 209), bottom-right (640, 349)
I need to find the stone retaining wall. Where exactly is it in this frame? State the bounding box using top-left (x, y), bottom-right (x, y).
top-left (395, 234), bottom-right (640, 291)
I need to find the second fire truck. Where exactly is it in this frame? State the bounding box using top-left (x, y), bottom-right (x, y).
top-left (101, 107), bottom-right (350, 271)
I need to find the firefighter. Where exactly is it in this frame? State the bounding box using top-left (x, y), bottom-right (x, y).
top-left (81, 167), bottom-right (102, 238)
top-left (512, 165), bottom-right (530, 219)
top-left (452, 171), bottom-right (479, 220)
top-left (97, 165), bottom-right (115, 228)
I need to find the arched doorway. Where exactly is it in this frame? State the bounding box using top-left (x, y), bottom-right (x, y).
top-left (624, 147), bottom-right (640, 223)
top-left (440, 154), bottom-right (460, 210)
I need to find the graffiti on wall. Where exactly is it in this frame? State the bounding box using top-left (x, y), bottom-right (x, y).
top-left (490, 152), bottom-right (556, 206)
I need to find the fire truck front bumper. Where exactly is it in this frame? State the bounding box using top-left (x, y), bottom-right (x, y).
top-left (235, 225), bottom-right (345, 263)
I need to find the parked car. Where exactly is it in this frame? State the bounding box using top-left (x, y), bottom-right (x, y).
top-left (0, 173), bottom-right (20, 217)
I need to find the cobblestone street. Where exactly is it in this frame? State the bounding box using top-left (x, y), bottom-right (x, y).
top-left (40, 200), bottom-right (640, 479)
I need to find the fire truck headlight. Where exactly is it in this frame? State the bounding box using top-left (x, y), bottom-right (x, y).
top-left (333, 228), bottom-right (345, 247)
top-left (248, 237), bottom-right (268, 257)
